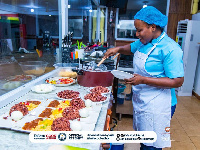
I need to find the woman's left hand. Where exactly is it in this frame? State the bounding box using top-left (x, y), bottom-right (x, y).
top-left (125, 75), bottom-right (184, 88)
top-left (124, 74), bottom-right (145, 85)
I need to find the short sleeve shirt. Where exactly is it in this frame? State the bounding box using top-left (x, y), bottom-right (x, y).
top-left (130, 32), bottom-right (184, 106)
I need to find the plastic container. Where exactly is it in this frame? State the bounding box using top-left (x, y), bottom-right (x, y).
top-left (125, 91), bottom-right (132, 101)
top-left (125, 94), bottom-right (132, 101)
top-left (19, 61), bottom-right (48, 76)
top-left (117, 93), bottom-right (125, 105)
top-left (117, 84), bottom-right (126, 94)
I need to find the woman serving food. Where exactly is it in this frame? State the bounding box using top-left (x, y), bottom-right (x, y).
top-left (104, 6), bottom-right (184, 150)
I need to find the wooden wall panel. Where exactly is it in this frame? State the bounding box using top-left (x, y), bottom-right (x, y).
top-left (115, 40), bottom-right (135, 47)
top-left (167, 13), bottom-right (178, 39)
top-left (169, 0), bottom-right (176, 13)
top-left (169, 0), bottom-right (183, 13)
top-left (185, 0), bottom-right (193, 13)
top-left (177, 14), bottom-right (187, 22)
top-left (176, 0), bottom-right (186, 13)
top-left (167, 0), bottom-right (192, 40)
top-left (185, 14), bottom-right (192, 20)
top-left (169, 0), bottom-right (191, 13)
top-left (167, 13), bottom-right (178, 31)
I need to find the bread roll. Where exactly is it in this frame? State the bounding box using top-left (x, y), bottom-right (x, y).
top-left (59, 71), bottom-right (77, 78)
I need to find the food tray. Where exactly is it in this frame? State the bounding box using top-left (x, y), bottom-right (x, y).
top-left (12, 116), bottom-right (96, 133)
top-left (10, 102), bottom-right (102, 132)
top-left (0, 112), bottom-right (20, 129)
top-left (0, 99), bottom-right (45, 129)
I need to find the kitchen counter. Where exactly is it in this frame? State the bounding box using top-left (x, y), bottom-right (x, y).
top-left (0, 68), bottom-right (111, 150)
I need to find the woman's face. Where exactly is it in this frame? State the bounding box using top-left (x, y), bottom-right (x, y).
top-left (134, 19), bottom-right (154, 44)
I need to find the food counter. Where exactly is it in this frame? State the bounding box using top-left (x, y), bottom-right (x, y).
top-left (0, 67), bottom-right (112, 150)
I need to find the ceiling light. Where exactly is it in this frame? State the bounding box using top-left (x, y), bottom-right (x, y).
top-left (49, 15), bottom-right (51, 16)
top-left (68, 5), bottom-right (71, 8)
top-left (143, 1), bottom-right (148, 8)
top-left (89, 9), bottom-right (92, 12)
top-left (143, 4), bottom-right (147, 8)
top-left (31, 8), bottom-right (34, 12)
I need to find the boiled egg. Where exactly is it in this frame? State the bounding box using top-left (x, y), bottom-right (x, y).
top-left (11, 111), bottom-right (23, 121)
top-left (79, 108), bottom-right (89, 118)
top-left (70, 120), bottom-right (82, 131)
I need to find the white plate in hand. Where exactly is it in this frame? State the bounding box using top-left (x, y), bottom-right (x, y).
top-left (111, 70), bottom-right (134, 80)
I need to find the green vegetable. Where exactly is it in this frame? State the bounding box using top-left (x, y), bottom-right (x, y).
top-left (76, 40), bottom-right (86, 49)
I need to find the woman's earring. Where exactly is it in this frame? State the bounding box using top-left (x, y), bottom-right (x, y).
top-left (152, 25), bottom-right (156, 31)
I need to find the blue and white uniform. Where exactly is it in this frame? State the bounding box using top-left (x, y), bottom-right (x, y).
top-left (130, 32), bottom-right (184, 106)
top-left (130, 32), bottom-right (184, 148)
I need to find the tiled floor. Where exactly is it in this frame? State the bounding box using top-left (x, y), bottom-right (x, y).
top-left (113, 96), bottom-right (200, 150)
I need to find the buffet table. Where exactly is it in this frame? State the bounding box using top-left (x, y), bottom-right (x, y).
top-left (0, 68), bottom-right (112, 150)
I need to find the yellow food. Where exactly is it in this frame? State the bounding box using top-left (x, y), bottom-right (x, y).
top-left (49, 108), bottom-right (64, 120)
top-left (49, 80), bottom-right (56, 84)
top-left (24, 69), bottom-right (44, 75)
top-left (49, 101), bottom-right (70, 119)
top-left (57, 100), bottom-right (70, 108)
top-left (27, 103), bottom-right (39, 111)
top-left (59, 71), bottom-right (77, 78)
top-left (31, 119), bottom-right (53, 131)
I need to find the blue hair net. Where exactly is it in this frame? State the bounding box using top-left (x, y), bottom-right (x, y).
top-left (134, 6), bottom-right (168, 28)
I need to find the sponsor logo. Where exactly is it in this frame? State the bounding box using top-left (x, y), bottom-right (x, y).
top-left (34, 134), bottom-right (46, 140)
top-left (46, 134), bottom-right (56, 139)
top-left (69, 134), bottom-right (83, 140)
top-left (58, 133), bottom-right (67, 141)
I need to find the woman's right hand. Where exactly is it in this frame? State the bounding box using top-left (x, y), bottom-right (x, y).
top-left (103, 47), bottom-right (119, 59)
